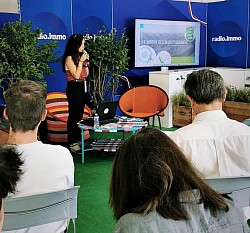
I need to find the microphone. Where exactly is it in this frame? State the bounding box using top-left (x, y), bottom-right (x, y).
top-left (82, 50), bottom-right (90, 67)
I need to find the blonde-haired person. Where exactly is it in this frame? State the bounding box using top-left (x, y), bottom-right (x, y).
top-left (110, 127), bottom-right (250, 232)
top-left (0, 144), bottom-right (23, 231)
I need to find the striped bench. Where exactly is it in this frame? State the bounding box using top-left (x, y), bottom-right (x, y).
top-left (46, 92), bottom-right (92, 144)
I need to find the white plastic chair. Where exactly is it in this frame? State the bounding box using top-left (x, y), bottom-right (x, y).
top-left (206, 176), bottom-right (250, 219)
top-left (2, 186), bottom-right (80, 233)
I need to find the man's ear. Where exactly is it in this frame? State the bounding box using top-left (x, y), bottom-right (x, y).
top-left (3, 108), bottom-right (8, 120)
top-left (223, 88), bottom-right (227, 102)
top-left (41, 109), bottom-right (47, 122)
top-left (186, 95), bottom-right (194, 106)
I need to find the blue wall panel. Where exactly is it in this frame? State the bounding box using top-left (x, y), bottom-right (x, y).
top-left (19, 0), bottom-right (113, 94)
top-left (1, 0), bottom-right (207, 95)
top-left (72, 0), bottom-right (112, 35)
top-left (0, 13), bottom-right (19, 27)
top-left (20, 0), bottom-right (71, 93)
top-left (207, 0), bottom-right (249, 68)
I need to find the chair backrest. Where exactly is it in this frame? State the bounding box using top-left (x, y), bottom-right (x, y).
top-left (206, 177), bottom-right (250, 208)
top-left (3, 186), bottom-right (80, 233)
top-left (119, 85), bottom-right (169, 118)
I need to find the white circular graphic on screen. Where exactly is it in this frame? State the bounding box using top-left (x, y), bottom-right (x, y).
top-left (139, 45), bottom-right (156, 63)
top-left (157, 51), bottom-right (171, 65)
top-left (104, 108), bottom-right (109, 114)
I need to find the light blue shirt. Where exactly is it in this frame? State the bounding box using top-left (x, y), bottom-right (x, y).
top-left (113, 190), bottom-right (250, 233)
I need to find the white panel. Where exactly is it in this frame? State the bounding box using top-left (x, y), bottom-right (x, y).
top-left (0, 0), bottom-right (19, 13)
top-left (213, 68), bottom-right (245, 88)
top-left (244, 69), bottom-right (250, 87)
top-left (149, 69), bottom-right (194, 128)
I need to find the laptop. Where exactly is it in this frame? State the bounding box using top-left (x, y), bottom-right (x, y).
top-left (82, 101), bottom-right (119, 126)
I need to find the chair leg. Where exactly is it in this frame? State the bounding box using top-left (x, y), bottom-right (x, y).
top-left (158, 115), bottom-right (162, 130)
top-left (152, 116), bottom-right (155, 127)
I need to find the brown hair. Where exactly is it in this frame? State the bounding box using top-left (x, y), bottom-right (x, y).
top-left (185, 69), bottom-right (226, 104)
top-left (109, 127), bottom-right (229, 221)
top-left (4, 80), bottom-right (46, 132)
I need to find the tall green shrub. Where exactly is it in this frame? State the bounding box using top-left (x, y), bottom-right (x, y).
top-left (85, 27), bottom-right (129, 104)
top-left (0, 20), bottom-right (58, 92)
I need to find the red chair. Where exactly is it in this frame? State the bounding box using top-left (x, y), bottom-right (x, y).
top-left (46, 92), bottom-right (92, 144)
top-left (118, 85), bottom-right (169, 129)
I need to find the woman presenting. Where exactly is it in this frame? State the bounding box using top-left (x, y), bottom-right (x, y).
top-left (62, 34), bottom-right (89, 153)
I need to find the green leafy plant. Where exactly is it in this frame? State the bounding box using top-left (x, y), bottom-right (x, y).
top-left (226, 86), bottom-right (250, 103)
top-left (0, 20), bottom-right (59, 94)
top-left (85, 27), bottom-right (129, 105)
top-left (170, 91), bottom-right (191, 108)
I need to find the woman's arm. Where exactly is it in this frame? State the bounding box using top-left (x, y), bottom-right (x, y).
top-left (65, 54), bottom-right (88, 79)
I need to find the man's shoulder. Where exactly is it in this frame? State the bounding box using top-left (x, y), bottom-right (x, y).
top-left (170, 123), bottom-right (196, 139)
top-left (40, 143), bottom-right (70, 152)
top-left (19, 142), bottom-right (72, 159)
top-left (39, 143), bottom-right (72, 158)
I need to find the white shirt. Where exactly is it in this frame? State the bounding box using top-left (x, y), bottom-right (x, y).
top-left (169, 110), bottom-right (250, 178)
top-left (3, 141), bottom-right (74, 233)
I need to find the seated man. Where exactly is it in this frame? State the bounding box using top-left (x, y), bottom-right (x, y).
top-left (3, 80), bottom-right (74, 233)
top-left (0, 144), bottom-right (23, 231)
top-left (169, 69), bottom-right (250, 178)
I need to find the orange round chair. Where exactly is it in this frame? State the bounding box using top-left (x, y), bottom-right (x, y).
top-left (118, 85), bottom-right (169, 129)
top-left (46, 92), bottom-right (92, 144)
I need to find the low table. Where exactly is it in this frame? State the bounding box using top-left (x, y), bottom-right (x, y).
top-left (78, 118), bottom-right (147, 163)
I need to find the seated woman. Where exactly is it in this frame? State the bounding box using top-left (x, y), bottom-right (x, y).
top-left (109, 127), bottom-right (250, 232)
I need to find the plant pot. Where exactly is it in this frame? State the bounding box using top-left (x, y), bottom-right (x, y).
top-left (173, 105), bottom-right (194, 127)
top-left (223, 101), bottom-right (250, 122)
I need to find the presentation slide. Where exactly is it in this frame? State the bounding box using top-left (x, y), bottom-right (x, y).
top-left (135, 19), bottom-right (200, 67)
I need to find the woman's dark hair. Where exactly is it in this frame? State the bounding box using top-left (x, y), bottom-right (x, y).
top-left (109, 127), bottom-right (229, 221)
top-left (0, 144), bottom-right (23, 209)
top-left (62, 34), bottom-right (84, 73)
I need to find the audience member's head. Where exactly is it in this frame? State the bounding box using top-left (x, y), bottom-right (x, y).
top-left (109, 127), bottom-right (228, 222)
top-left (4, 80), bottom-right (47, 132)
top-left (184, 69), bottom-right (226, 108)
top-left (0, 144), bottom-right (23, 230)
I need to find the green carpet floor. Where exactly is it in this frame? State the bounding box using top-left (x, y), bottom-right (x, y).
top-left (67, 150), bottom-right (115, 233)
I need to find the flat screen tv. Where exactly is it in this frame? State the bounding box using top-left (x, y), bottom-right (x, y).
top-left (134, 19), bottom-right (201, 68)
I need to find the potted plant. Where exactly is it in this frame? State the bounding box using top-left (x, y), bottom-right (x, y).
top-left (85, 27), bottom-right (129, 105)
top-left (0, 20), bottom-right (59, 97)
top-left (223, 86), bottom-right (250, 122)
top-left (170, 91), bottom-right (194, 127)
